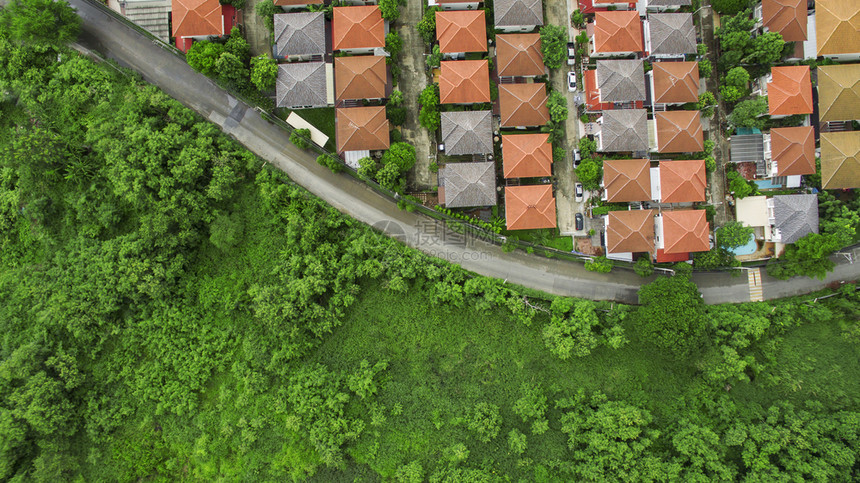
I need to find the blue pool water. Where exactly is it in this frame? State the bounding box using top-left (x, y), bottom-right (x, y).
top-left (754, 179), bottom-right (783, 190)
top-left (729, 234), bottom-right (758, 256)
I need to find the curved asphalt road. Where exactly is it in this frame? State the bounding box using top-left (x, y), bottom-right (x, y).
top-left (61, 0), bottom-right (860, 304)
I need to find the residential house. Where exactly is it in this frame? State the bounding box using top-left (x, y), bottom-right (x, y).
top-left (645, 0), bottom-right (692, 12)
top-left (336, 106), bottom-right (390, 154)
top-left (585, 59), bottom-right (645, 112)
top-left (274, 0), bottom-right (323, 12)
top-left (821, 131), bottom-right (860, 189)
top-left (429, 0), bottom-right (482, 10)
top-left (110, 0), bottom-right (171, 42)
top-left (817, 64), bottom-right (860, 123)
top-left (654, 111), bottom-right (703, 153)
top-left (736, 194), bottom-right (818, 245)
top-left (602, 159), bottom-right (652, 202)
top-left (499, 83), bottom-right (550, 128)
top-left (605, 210), bottom-right (656, 258)
top-left (438, 162), bottom-right (497, 208)
top-left (273, 12), bottom-right (326, 60)
top-left (436, 10), bottom-right (487, 58)
top-left (171, 0), bottom-right (240, 52)
top-left (439, 60), bottom-right (491, 104)
top-left (650, 61), bottom-right (699, 106)
top-left (440, 110), bottom-right (494, 155)
top-left (657, 159), bottom-right (706, 203)
top-left (597, 109), bottom-right (649, 152)
top-left (655, 210), bottom-right (710, 261)
top-left (334, 55), bottom-right (388, 102)
top-left (502, 133), bottom-right (553, 178)
top-left (332, 5), bottom-right (386, 54)
top-left (496, 34), bottom-right (544, 79)
top-left (757, 0), bottom-right (806, 41)
top-left (816, 0), bottom-right (860, 60)
top-left (276, 62), bottom-right (329, 109)
top-left (770, 126), bottom-right (815, 178)
top-left (493, 0), bottom-right (543, 33)
top-left (590, 11), bottom-right (643, 58)
top-left (505, 185), bottom-right (557, 230)
top-left (764, 65), bottom-right (813, 119)
top-left (645, 13), bottom-right (696, 57)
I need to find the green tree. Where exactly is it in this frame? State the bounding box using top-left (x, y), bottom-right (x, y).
top-left (209, 211), bottom-right (243, 251)
top-left (570, 9), bottom-right (585, 28)
top-left (726, 169), bottom-right (756, 198)
top-left (0, 0), bottom-right (81, 49)
top-left (255, 0), bottom-right (276, 32)
top-left (725, 66), bottom-right (750, 87)
top-left (746, 31), bottom-right (785, 64)
top-left (698, 59), bottom-right (713, 77)
top-left (185, 41), bottom-right (226, 77)
top-left (543, 299), bottom-right (601, 359)
top-left (729, 97), bottom-right (768, 129)
top-left (418, 84), bottom-right (440, 131)
top-left (385, 31), bottom-right (402, 59)
top-left (466, 403), bottom-right (501, 443)
top-left (379, 0), bottom-right (401, 21)
top-left (713, 0), bottom-right (751, 14)
top-left (386, 104), bottom-right (406, 126)
top-left (576, 159), bottom-right (602, 190)
top-left (250, 54), bottom-right (277, 91)
top-left (214, 52), bottom-right (248, 87)
top-left (717, 221), bottom-right (754, 249)
top-left (290, 128), bottom-right (312, 149)
top-left (634, 257), bottom-right (653, 277)
top-left (585, 256), bottom-right (613, 273)
top-left (547, 90), bottom-right (568, 123)
top-left (389, 89), bottom-right (404, 107)
top-left (395, 461), bottom-right (424, 483)
top-left (426, 44), bottom-right (442, 69)
top-left (540, 25), bottom-right (567, 70)
top-left (508, 429), bottom-right (527, 455)
top-left (635, 271), bottom-right (706, 357)
top-left (720, 85), bottom-right (745, 103)
top-left (416, 7), bottom-right (439, 44)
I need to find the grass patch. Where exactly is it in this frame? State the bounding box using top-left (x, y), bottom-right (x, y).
top-left (506, 228), bottom-right (573, 251)
top-left (280, 107), bottom-right (336, 152)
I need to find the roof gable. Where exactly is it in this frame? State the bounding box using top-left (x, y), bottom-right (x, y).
top-left (336, 106), bottom-right (390, 153)
top-left (436, 10), bottom-right (487, 54)
top-left (600, 109), bottom-right (648, 152)
top-left (596, 60), bottom-right (646, 102)
top-left (660, 159), bottom-right (706, 203)
top-left (771, 126), bottom-right (815, 176)
top-left (496, 34), bottom-right (544, 77)
top-left (502, 133), bottom-right (553, 178)
top-left (332, 6), bottom-right (385, 51)
top-left (656, 111), bottom-right (703, 153)
top-left (439, 60), bottom-right (491, 104)
top-left (441, 111), bottom-right (494, 156)
top-left (768, 65), bottom-right (813, 116)
top-left (648, 13), bottom-right (696, 55)
top-left (335, 56), bottom-right (387, 101)
top-left (816, 0), bottom-right (860, 56)
top-left (817, 64), bottom-right (860, 122)
top-left (607, 210), bottom-right (655, 254)
top-left (274, 12), bottom-right (325, 57)
top-left (821, 131), bottom-right (860, 189)
top-left (494, 0), bottom-right (543, 27)
top-left (594, 11), bottom-right (643, 54)
top-left (276, 62), bottom-right (328, 108)
top-left (662, 210), bottom-right (709, 254)
top-left (439, 162), bottom-right (497, 208)
top-left (172, 0), bottom-right (222, 38)
top-left (773, 194), bottom-right (818, 243)
top-left (603, 159), bottom-right (651, 202)
top-left (652, 62), bottom-right (699, 103)
top-left (505, 185), bottom-right (556, 230)
top-left (762, 0), bottom-right (807, 41)
top-left (499, 83), bottom-right (550, 127)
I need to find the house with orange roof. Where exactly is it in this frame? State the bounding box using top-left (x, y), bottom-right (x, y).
top-left (602, 159), bottom-right (652, 202)
top-left (171, 0), bottom-right (240, 52)
top-left (499, 83), bottom-right (550, 128)
top-left (494, 0), bottom-right (543, 33)
top-left (336, 106), bottom-right (390, 154)
top-left (816, 0), bottom-right (860, 60)
top-left (649, 61), bottom-right (699, 106)
top-left (756, 0), bottom-right (807, 42)
top-left (655, 210), bottom-right (710, 260)
top-left (438, 60), bottom-right (491, 104)
top-left (428, 0), bottom-right (481, 11)
top-left (504, 185), bottom-right (557, 230)
top-left (275, 0), bottom-right (323, 12)
top-left (496, 34), bottom-right (544, 79)
top-left (332, 5), bottom-right (385, 54)
top-left (604, 210), bottom-right (656, 258)
top-left (653, 111), bottom-right (703, 153)
top-left (436, 10), bottom-right (487, 57)
top-left (335, 56), bottom-right (388, 102)
top-left (764, 66), bottom-right (812, 118)
top-left (821, 131), bottom-right (860, 189)
top-left (590, 11), bottom-right (643, 58)
top-left (502, 133), bottom-right (553, 178)
top-left (657, 159), bottom-right (706, 203)
top-left (769, 126), bottom-right (815, 178)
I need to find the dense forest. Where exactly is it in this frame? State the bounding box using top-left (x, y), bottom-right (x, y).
top-left (1, 3), bottom-right (860, 481)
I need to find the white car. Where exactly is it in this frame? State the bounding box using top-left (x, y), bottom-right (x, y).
top-left (567, 71), bottom-right (577, 92)
top-left (575, 183), bottom-right (584, 202)
top-left (567, 42), bottom-right (576, 65)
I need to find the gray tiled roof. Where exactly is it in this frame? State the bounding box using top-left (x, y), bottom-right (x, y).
top-left (440, 162), bottom-right (497, 208)
top-left (276, 62), bottom-right (327, 108)
top-left (441, 111), bottom-right (493, 156)
top-left (494, 0), bottom-right (543, 28)
top-left (773, 194), bottom-right (819, 244)
top-left (274, 12), bottom-right (325, 57)
top-left (649, 13), bottom-right (696, 55)
top-left (600, 109), bottom-right (649, 152)
top-left (596, 60), bottom-right (646, 102)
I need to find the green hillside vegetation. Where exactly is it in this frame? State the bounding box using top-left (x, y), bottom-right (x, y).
top-left (1, 3), bottom-right (860, 481)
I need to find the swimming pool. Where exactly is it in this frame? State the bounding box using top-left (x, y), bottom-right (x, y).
top-left (754, 179), bottom-right (783, 190)
top-left (729, 234), bottom-right (758, 256)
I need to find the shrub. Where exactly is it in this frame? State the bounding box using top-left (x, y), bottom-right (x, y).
top-left (290, 128), bottom-right (312, 150)
top-left (585, 256), bottom-right (613, 273)
top-left (634, 257), bottom-right (653, 278)
top-left (540, 24), bottom-right (567, 70)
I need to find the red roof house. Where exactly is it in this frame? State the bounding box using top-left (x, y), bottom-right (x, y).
top-left (436, 10), bottom-right (487, 54)
top-left (502, 133), bottom-right (553, 178)
top-left (767, 66), bottom-right (813, 117)
top-left (439, 60), bottom-right (491, 104)
top-left (332, 6), bottom-right (385, 51)
top-left (661, 210), bottom-right (710, 255)
top-left (172, 0), bottom-right (239, 52)
top-left (505, 185), bottom-right (557, 230)
top-left (659, 159), bottom-right (706, 203)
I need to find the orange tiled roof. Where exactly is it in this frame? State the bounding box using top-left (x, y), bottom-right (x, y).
top-left (594, 11), bottom-right (643, 54)
top-left (505, 185), bottom-right (557, 230)
top-left (275, 0), bottom-right (322, 4)
top-left (767, 66), bottom-right (813, 116)
top-left (662, 210), bottom-right (710, 254)
top-left (439, 60), bottom-right (491, 104)
top-left (816, 0), bottom-right (860, 56)
top-left (652, 61), bottom-right (699, 104)
top-left (172, 0), bottom-right (223, 38)
top-left (660, 159), bottom-right (706, 203)
top-left (603, 159), bottom-right (651, 202)
top-left (656, 111), bottom-right (703, 153)
top-left (336, 106), bottom-right (390, 153)
top-left (771, 126), bottom-right (816, 176)
top-left (496, 34), bottom-right (544, 77)
top-left (502, 133), bottom-right (553, 178)
top-left (436, 10), bottom-right (487, 54)
top-left (607, 209), bottom-right (655, 254)
top-left (335, 56), bottom-right (387, 101)
top-left (499, 83), bottom-right (549, 127)
top-left (332, 6), bottom-right (385, 51)
top-left (762, 0), bottom-right (807, 41)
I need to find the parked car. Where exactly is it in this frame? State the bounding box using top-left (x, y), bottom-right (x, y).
top-left (573, 149), bottom-right (581, 168)
top-left (567, 71), bottom-right (577, 92)
top-left (575, 183), bottom-right (584, 202)
top-left (567, 42), bottom-right (576, 65)
top-left (575, 213), bottom-right (584, 231)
